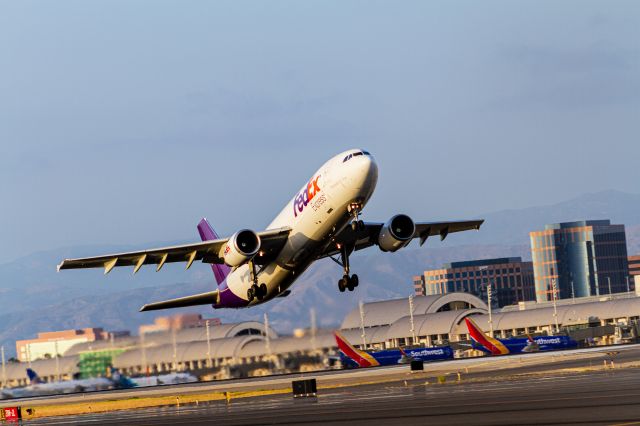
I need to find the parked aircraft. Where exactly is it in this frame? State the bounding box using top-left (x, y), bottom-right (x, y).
top-left (58, 149), bottom-right (483, 311)
top-left (0, 368), bottom-right (135, 399)
top-left (465, 317), bottom-right (577, 355)
top-left (130, 372), bottom-right (198, 387)
top-left (334, 331), bottom-right (453, 368)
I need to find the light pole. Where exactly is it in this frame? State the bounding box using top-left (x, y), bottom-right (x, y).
top-left (54, 340), bottom-right (60, 381)
top-left (359, 301), bottom-right (367, 350)
top-left (607, 276), bottom-right (612, 299)
top-left (551, 279), bottom-right (560, 334)
top-left (486, 279), bottom-right (494, 338)
top-left (205, 320), bottom-right (212, 369)
top-left (310, 308), bottom-right (317, 352)
top-left (408, 295), bottom-right (416, 345)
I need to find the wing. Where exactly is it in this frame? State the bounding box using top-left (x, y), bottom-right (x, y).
top-left (57, 227), bottom-right (291, 274)
top-left (319, 219), bottom-right (484, 258)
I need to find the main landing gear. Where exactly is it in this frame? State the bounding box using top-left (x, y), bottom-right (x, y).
top-left (247, 260), bottom-right (267, 302)
top-left (335, 243), bottom-right (359, 292)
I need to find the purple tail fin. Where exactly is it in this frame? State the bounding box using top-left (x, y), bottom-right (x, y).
top-left (197, 218), bottom-right (230, 286)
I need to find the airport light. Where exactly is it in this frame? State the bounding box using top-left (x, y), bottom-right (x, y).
top-left (140, 331), bottom-right (148, 377)
top-left (359, 301), bottom-right (367, 350)
top-left (205, 320), bottom-right (212, 369)
top-left (408, 295), bottom-right (416, 345)
top-left (171, 328), bottom-right (178, 372)
top-left (551, 279), bottom-right (559, 334)
top-left (54, 340), bottom-right (60, 382)
top-left (310, 308), bottom-right (317, 352)
top-left (264, 313), bottom-right (272, 357)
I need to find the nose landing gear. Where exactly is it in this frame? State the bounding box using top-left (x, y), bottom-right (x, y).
top-left (348, 202), bottom-right (365, 232)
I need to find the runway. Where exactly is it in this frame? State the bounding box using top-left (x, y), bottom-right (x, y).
top-left (13, 344), bottom-right (640, 425)
top-left (25, 367), bottom-right (640, 425)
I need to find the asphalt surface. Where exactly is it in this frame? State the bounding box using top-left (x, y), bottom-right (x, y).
top-left (23, 353), bottom-right (640, 425)
top-left (7, 343), bottom-right (638, 407)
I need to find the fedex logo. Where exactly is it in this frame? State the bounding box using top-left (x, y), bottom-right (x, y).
top-left (293, 175), bottom-right (321, 217)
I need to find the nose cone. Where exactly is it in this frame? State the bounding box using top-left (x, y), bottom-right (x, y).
top-left (351, 154), bottom-right (378, 191)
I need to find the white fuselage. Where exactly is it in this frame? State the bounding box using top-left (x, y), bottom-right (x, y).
top-left (224, 150), bottom-right (378, 305)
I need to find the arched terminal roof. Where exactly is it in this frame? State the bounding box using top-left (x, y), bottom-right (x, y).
top-left (387, 308), bottom-right (487, 339)
top-left (113, 335), bottom-right (264, 368)
top-left (341, 293), bottom-right (488, 329)
top-left (468, 298), bottom-right (640, 332)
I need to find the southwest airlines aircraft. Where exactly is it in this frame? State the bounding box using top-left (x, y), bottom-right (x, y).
top-left (465, 317), bottom-right (577, 355)
top-left (335, 331), bottom-right (453, 368)
top-left (58, 149), bottom-right (483, 311)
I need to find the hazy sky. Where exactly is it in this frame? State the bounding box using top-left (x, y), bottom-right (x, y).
top-left (1, 1), bottom-right (639, 263)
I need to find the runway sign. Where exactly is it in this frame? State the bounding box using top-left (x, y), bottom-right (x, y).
top-left (2, 406), bottom-right (21, 422)
top-left (292, 378), bottom-right (317, 397)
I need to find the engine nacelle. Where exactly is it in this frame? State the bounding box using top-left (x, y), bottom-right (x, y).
top-left (223, 229), bottom-right (261, 267)
top-left (378, 214), bottom-right (415, 252)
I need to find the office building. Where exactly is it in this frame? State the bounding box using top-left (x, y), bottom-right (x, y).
top-left (530, 220), bottom-right (630, 303)
top-left (630, 255), bottom-right (640, 293)
top-left (413, 257), bottom-right (535, 307)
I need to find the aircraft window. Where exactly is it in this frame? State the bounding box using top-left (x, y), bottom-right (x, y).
top-left (363, 151), bottom-right (370, 155)
top-left (353, 152), bottom-right (363, 157)
top-left (343, 154), bottom-right (354, 162)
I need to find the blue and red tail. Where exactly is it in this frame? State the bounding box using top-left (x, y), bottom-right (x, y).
top-left (197, 218), bottom-right (230, 286)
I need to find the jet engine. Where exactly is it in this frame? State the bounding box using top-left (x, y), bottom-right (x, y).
top-left (223, 229), bottom-right (261, 267)
top-left (378, 214), bottom-right (415, 252)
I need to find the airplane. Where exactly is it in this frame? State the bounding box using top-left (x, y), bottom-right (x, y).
top-left (464, 317), bottom-right (578, 355)
top-left (334, 331), bottom-right (453, 368)
top-left (130, 372), bottom-right (198, 387)
top-left (0, 367), bottom-right (135, 399)
top-left (57, 149), bottom-right (484, 311)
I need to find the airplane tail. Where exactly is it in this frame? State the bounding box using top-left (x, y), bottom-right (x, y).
top-left (197, 218), bottom-right (231, 286)
top-left (26, 368), bottom-right (43, 384)
top-left (464, 317), bottom-right (510, 355)
top-left (334, 331), bottom-right (379, 367)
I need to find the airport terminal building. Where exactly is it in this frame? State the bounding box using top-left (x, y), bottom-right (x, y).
top-left (2, 292), bottom-right (639, 388)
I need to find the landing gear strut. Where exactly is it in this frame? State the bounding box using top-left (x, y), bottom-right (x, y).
top-left (348, 202), bottom-right (365, 232)
top-left (247, 261), bottom-right (268, 302)
top-left (336, 244), bottom-right (359, 292)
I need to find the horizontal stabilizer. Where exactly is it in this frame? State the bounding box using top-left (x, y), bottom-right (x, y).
top-left (139, 290), bottom-right (219, 312)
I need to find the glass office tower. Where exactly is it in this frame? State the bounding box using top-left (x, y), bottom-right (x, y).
top-left (530, 220), bottom-right (629, 303)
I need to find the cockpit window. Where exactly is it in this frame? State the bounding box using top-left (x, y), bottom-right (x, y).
top-left (343, 151), bottom-right (371, 162)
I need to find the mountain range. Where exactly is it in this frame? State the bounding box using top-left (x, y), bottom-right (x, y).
top-left (1, 190), bottom-right (639, 357)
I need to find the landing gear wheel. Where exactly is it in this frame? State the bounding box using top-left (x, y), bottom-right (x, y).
top-left (260, 283), bottom-right (267, 299)
top-left (247, 287), bottom-right (255, 302)
top-left (338, 277), bottom-right (347, 292)
top-left (351, 274), bottom-right (359, 287)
